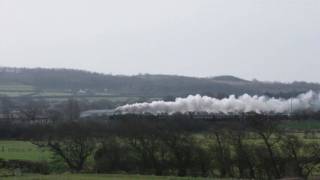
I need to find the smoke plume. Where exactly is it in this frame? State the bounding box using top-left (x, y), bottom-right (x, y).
top-left (116, 91), bottom-right (320, 114)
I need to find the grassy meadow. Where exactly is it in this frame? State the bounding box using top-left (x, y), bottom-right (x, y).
top-left (0, 141), bottom-right (50, 162)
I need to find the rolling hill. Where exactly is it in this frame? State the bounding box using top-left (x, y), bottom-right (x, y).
top-left (0, 67), bottom-right (319, 99)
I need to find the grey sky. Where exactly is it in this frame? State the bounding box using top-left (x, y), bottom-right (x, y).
top-left (0, 0), bottom-right (319, 82)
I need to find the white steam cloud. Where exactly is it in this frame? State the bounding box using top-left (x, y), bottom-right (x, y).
top-left (116, 91), bottom-right (320, 114)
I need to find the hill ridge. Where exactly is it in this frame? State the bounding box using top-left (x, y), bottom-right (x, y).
top-left (0, 67), bottom-right (319, 98)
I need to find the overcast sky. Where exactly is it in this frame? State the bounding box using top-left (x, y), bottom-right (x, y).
top-left (0, 0), bottom-right (319, 82)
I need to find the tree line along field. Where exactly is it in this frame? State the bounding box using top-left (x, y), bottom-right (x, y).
top-left (1, 95), bottom-right (320, 179)
top-left (0, 141), bottom-right (232, 180)
top-left (1, 119), bottom-right (320, 179)
top-left (0, 142), bottom-right (211, 179)
top-left (0, 141), bottom-right (214, 180)
top-left (0, 120), bottom-right (319, 161)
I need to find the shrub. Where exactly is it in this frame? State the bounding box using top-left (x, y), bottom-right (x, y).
top-left (0, 159), bottom-right (49, 174)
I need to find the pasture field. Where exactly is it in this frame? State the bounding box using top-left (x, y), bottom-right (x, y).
top-left (2, 174), bottom-right (212, 180)
top-left (77, 96), bottom-right (138, 102)
top-left (280, 120), bottom-right (320, 130)
top-left (0, 84), bottom-right (35, 92)
top-left (0, 84), bottom-right (139, 102)
top-left (0, 141), bottom-right (50, 161)
top-left (0, 92), bottom-right (34, 97)
top-left (36, 92), bottom-right (73, 97)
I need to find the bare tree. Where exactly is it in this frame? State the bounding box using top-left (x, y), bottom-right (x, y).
top-left (248, 117), bottom-right (283, 179)
top-left (64, 98), bottom-right (80, 121)
top-left (18, 98), bottom-right (48, 122)
top-left (228, 124), bottom-right (256, 179)
top-left (37, 122), bottom-right (96, 172)
top-left (0, 95), bottom-right (15, 120)
top-left (47, 136), bottom-right (95, 172)
top-left (281, 135), bottom-right (320, 178)
top-left (210, 127), bottom-right (233, 178)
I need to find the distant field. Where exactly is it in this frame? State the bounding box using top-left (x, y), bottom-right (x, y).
top-left (0, 141), bottom-right (50, 161)
top-left (0, 83), bottom-right (139, 102)
top-left (280, 120), bottom-right (320, 130)
top-left (0, 92), bottom-right (34, 97)
top-left (3, 174), bottom-right (211, 180)
top-left (0, 83), bottom-right (35, 97)
top-left (37, 92), bottom-right (72, 97)
top-left (0, 83), bottom-right (37, 98)
top-left (0, 84), bottom-right (35, 92)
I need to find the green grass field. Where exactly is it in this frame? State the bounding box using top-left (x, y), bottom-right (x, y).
top-left (0, 141), bottom-right (50, 161)
top-left (281, 120), bottom-right (320, 130)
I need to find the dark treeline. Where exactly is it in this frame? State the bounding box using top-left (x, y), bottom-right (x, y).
top-left (1, 96), bottom-right (320, 179)
top-left (0, 95), bottom-right (122, 122)
top-left (0, 67), bottom-right (319, 97)
top-left (0, 114), bottom-right (320, 179)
